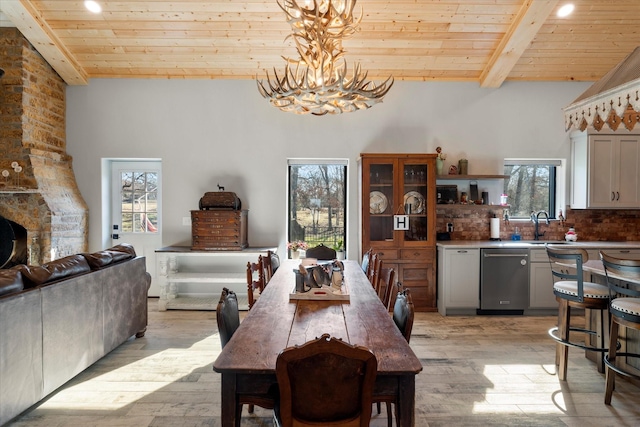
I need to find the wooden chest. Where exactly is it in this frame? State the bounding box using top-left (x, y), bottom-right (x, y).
top-left (191, 210), bottom-right (248, 250)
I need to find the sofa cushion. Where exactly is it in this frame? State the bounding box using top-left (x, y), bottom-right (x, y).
top-left (105, 243), bottom-right (136, 263)
top-left (19, 254), bottom-right (91, 287)
top-left (108, 243), bottom-right (137, 257)
top-left (106, 250), bottom-right (133, 263)
top-left (0, 269), bottom-right (24, 296)
top-left (82, 251), bottom-right (114, 269)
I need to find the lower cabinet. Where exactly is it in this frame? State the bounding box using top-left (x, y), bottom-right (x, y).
top-left (438, 245), bottom-right (640, 315)
top-left (529, 248), bottom-right (556, 309)
top-left (377, 247), bottom-right (436, 311)
top-left (437, 248), bottom-right (479, 315)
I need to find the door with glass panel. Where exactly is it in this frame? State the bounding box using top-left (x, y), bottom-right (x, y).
top-left (111, 161), bottom-right (162, 296)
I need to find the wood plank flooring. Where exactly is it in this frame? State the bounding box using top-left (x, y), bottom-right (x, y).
top-left (8, 299), bottom-right (640, 426)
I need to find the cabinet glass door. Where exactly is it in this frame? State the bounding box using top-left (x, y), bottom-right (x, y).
top-left (402, 161), bottom-right (429, 242)
top-left (368, 162), bottom-right (394, 243)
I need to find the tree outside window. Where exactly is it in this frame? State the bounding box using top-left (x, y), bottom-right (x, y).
top-left (288, 160), bottom-right (347, 254)
top-left (504, 160), bottom-right (560, 219)
top-left (120, 171), bottom-right (158, 233)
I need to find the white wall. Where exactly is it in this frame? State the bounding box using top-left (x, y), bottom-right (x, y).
top-left (66, 79), bottom-right (590, 257)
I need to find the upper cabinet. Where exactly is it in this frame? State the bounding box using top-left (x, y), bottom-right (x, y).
top-left (571, 132), bottom-right (640, 209)
top-left (361, 153), bottom-right (437, 311)
top-left (362, 154), bottom-right (436, 248)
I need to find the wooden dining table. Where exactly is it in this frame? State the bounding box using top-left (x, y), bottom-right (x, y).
top-left (213, 259), bottom-right (423, 427)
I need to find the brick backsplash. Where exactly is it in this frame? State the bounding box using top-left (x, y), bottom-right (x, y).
top-left (437, 205), bottom-right (640, 242)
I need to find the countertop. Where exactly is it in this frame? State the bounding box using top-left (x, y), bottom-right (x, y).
top-left (436, 240), bottom-right (640, 249)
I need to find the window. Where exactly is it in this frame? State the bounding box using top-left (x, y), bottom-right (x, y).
top-left (288, 159), bottom-right (347, 255)
top-left (119, 171), bottom-right (159, 233)
top-left (504, 159), bottom-right (563, 219)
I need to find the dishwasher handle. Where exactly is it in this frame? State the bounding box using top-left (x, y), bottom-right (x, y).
top-left (483, 253), bottom-right (528, 258)
top-left (484, 252), bottom-right (528, 266)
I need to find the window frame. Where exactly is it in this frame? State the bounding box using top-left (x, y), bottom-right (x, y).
top-left (503, 158), bottom-right (565, 220)
top-left (287, 159), bottom-right (348, 257)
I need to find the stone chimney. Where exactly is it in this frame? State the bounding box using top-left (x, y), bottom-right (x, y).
top-left (0, 28), bottom-right (88, 265)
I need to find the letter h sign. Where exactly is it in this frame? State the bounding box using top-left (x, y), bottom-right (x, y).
top-left (394, 215), bottom-right (409, 231)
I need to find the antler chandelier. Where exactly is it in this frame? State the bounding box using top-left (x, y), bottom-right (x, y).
top-left (257, 0), bottom-right (393, 116)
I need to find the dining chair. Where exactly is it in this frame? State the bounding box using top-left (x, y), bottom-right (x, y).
top-left (546, 244), bottom-right (610, 381)
top-left (385, 281), bottom-right (403, 313)
top-left (600, 251), bottom-right (640, 404)
top-left (304, 243), bottom-right (337, 260)
top-left (246, 257), bottom-right (265, 310)
top-left (374, 288), bottom-right (415, 426)
top-left (379, 267), bottom-right (397, 308)
top-left (216, 287), bottom-right (240, 349)
top-left (263, 250), bottom-right (280, 284)
top-left (393, 288), bottom-right (415, 343)
top-left (368, 253), bottom-right (382, 290)
top-left (274, 333), bottom-right (377, 427)
top-left (371, 259), bottom-right (386, 297)
top-left (215, 288), bottom-right (276, 416)
top-left (361, 248), bottom-right (373, 275)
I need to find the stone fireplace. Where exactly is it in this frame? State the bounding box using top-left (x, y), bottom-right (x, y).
top-left (0, 28), bottom-right (88, 265)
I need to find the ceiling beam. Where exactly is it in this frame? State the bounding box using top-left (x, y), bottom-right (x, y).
top-left (2, 0), bottom-right (87, 85)
top-left (479, 0), bottom-right (559, 88)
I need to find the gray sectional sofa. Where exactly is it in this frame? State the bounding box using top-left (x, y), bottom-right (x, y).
top-left (0, 244), bottom-right (151, 426)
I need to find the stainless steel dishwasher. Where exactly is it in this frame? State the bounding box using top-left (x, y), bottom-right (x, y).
top-left (479, 248), bottom-right (529, 314)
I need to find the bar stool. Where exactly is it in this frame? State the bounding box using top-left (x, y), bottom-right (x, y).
top-left (546, 244), bottom-right (610, 380)
top-left (600, 251), bottom-right (640, 404)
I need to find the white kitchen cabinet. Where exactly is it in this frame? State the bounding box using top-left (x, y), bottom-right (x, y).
top-left (572, 132), bottom-right (640, 208)
top-left (437, 248), bottom-right (480, 315)
top-left (529, 248), bottom-right (640, 308)
top-left (529, 248), bottom-right (556, 309)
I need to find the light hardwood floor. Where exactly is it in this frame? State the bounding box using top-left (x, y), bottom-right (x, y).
top-left (8, 299), bottom-right (640, 426)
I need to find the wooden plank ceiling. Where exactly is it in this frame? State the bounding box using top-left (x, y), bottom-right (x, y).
top-left (1, 0), bottom-right (639, 87)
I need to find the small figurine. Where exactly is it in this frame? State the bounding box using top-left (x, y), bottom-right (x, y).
top-left (558, 209), bottom-right (565, 225)
top-left (565, 227), bottom-right (577, 242)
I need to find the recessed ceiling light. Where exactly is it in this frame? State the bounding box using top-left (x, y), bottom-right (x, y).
top-left (84, 0), bottom-right (102, 14)
top-left (557, 4), bottom-right (574, 18)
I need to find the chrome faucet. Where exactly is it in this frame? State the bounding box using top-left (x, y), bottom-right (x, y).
top-left (530, 210), bottom-right (550, 240)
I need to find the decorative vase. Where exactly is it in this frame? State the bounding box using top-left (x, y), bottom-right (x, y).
top-left (436, 158), bottom-right (444, 176)
top-left (291, 250), bottom-right (300, 260)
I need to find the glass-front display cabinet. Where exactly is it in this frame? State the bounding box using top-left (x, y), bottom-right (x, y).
top-left (361, 153), bottom-right (437, 311)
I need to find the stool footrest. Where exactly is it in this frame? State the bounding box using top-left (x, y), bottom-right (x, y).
top-left (604, 353), bottom-right (640, 379)
top-left (548, 326), bottom-right (608, 353)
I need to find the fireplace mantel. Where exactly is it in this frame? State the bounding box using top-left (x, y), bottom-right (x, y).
top-left (0, 190), bottom-right (39, 194)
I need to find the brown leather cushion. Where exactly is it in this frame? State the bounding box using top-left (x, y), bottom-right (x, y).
top-left (82, 251), bottom-right (114, 269)
top-left (105, 243), bottom-right (136, 263)
top-left (0, 269), bottom-right (24, 296)
top-left (18, 254), bottom-right (91, 287)
top-left (108, 243), bottom-right (137, 257)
